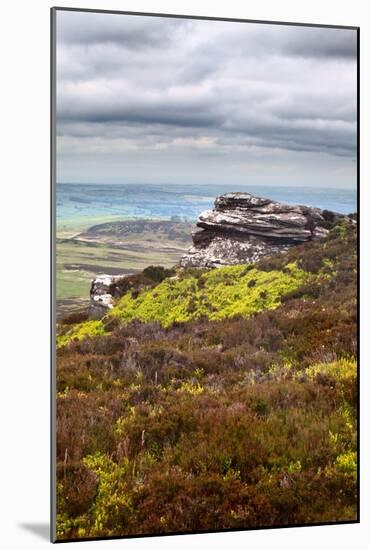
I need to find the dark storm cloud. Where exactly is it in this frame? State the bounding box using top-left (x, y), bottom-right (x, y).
top-left (58, 95), bottom-right (223, 128)
top-left (281, 28), bottom-right (357, 59)
top-left (57, 11), bottom-right (189, 48)
top-left (56, 11), bottom-right (357, 186)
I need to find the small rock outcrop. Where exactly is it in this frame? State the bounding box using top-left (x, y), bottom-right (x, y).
top-left (180, 192), bottom-right (348, 268)
top-left (88, 274), bottom-right (127, 319)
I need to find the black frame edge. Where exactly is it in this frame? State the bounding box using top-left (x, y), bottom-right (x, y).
top-left (51, 5), bottom-right (359, 30)
top-left (356, 25), bottom-right (360, 524)
top-left (50, 6), bottom-right (57, 544)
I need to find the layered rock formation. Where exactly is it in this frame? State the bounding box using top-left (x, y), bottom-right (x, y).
top-left (180, 192), bottom-right (349, 268)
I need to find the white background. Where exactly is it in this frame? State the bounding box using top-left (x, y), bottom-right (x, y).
top-left (0, 0), bottom-right (366, 548)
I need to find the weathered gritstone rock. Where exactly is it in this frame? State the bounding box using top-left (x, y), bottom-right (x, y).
top-left (180, 192), bottom-right (349, 268)
top-left (182, 235), bottom-right (292, 268)
top-left (88, 274), bottom-right (128, 319)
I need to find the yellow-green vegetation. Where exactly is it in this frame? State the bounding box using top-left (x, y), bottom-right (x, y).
top-left (110, 262), bottom-right (310, 327)
top-left (268, 358), bottom-right (357, 383)
top-left (82, 453), bottom-right (133, 536)
top-left (57, 320), bottom-right (105, 348)
top-left (55, 354), bottom-right (357, 538)
top-left (306, 358), bottom-right (356, 381)
top-left (335, 451), bottom-right (357, 476)
top-left (57, 261), bottom-right (313, 347)
top-left (330, 223), bottom-right (348, 239)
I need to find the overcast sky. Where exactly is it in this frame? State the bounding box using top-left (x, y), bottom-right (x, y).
top-left (56, 10), bottom-right (357, 189)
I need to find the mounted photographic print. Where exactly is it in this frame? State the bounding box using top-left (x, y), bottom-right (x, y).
top-left (51, 7), bottom-right (359, 542)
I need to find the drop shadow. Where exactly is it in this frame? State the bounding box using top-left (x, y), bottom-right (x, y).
top-left (18, 523), bottom-right (50, 541)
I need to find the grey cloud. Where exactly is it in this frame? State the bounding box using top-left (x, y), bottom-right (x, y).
top-left (282, 28), bottom-right (357, 59)
top-left (61, 107), bottom-right (222, 128)
top-left (56, 10), bottom-right (357, 186)
top-left (57, 10), bottom-right (189, 48)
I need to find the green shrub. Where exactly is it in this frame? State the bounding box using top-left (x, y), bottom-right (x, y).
top-left (335, 451), bottom-right (357, 476)
top-left (82, 453), bottom-right (134, 536)
top-left (57, 320), bottom-right (105, 348)
top-left (305, 358), bottom-right (357, 381)
top-left (109, 262), bottom-right (310, 328)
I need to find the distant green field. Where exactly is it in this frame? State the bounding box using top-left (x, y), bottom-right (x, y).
top-left (57, 214), bottom-right (128, 236)
top-left (56, 219), bottom-right (193, 315)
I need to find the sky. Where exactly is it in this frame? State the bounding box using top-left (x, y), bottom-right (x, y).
top-left (56, 10), bottom-right (357, 189)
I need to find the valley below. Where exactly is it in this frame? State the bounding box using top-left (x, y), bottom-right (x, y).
top-left (56, 219), bottom-right (193, 317)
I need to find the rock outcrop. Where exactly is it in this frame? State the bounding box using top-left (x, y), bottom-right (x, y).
top-left (180, 192), bottom-right (349, 268)
top-left (88, 274), bottom-right (127, 319)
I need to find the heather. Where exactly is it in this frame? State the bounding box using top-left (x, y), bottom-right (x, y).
top-left (56, 222), bottom-right (357, 539)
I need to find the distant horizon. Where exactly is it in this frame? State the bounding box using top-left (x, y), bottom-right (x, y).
top-left (56, 181), bottom-right (357, 220)
top-left (56, 181), bottom-right (357, 191)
